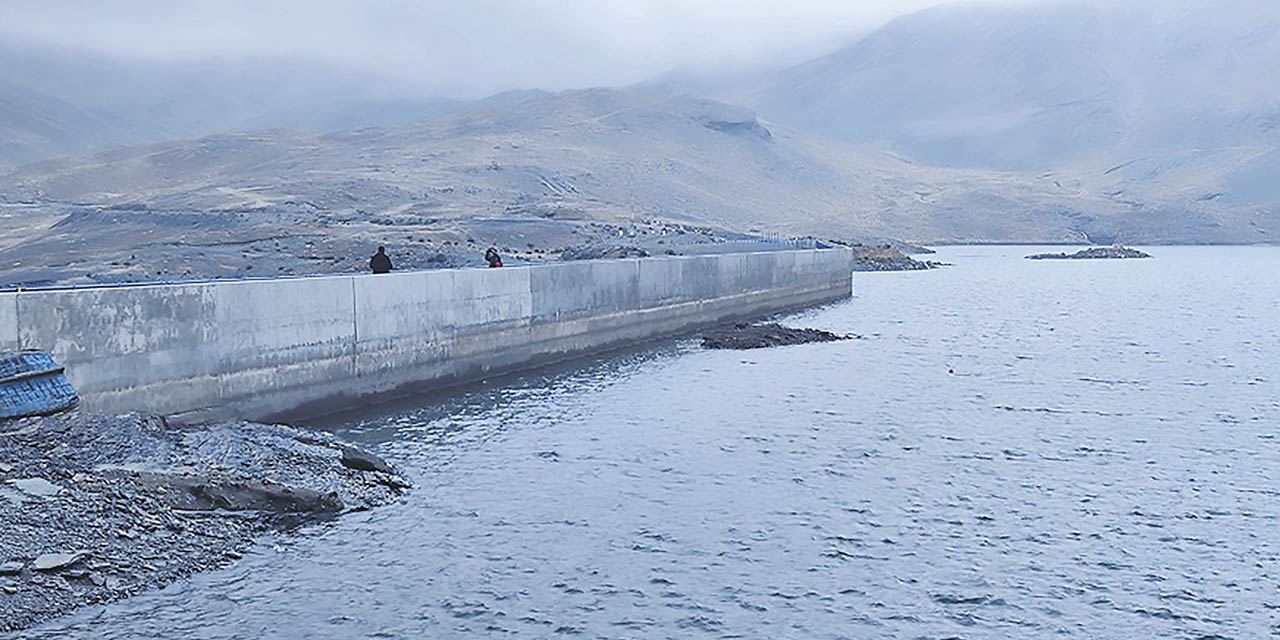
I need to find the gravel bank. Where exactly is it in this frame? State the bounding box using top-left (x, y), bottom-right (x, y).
top-left (0, 410), bottom-right (408, 632)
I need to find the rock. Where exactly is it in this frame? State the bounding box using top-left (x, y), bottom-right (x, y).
top-left (7, 477), bottom-right (63, 497)
top-left (560, 244), bottom-right (650, 261)
top-left (339, 446), bottom-right (396, 475)
top-left (138, 473), bottom-right (344, 514)
top-left (701, 323), bottom-right (854, 350)
top-left (0, 411), bottom-right (406, 632)
top-left (0, 462), bottom-right (13, 473)
top-left (1026, 245), bottom-right (1153, 260)
top-left (33, 552), bottom-right (86, 572)
top-left (850, 244), bottom-right (940, 271)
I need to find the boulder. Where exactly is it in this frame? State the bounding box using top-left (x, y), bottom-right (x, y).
top-left (7, 478), bottom-right (63, 497)
top-left (339, 446), bottom-right (396, 475)
top-left (33, 552), bottom-right (87, 572)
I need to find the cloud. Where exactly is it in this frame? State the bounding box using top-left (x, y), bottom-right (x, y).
top-left (1, 0), bottom-right (993, 97)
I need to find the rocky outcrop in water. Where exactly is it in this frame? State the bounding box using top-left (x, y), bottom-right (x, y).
top-left (850, 244), bottom-right (943, 272)
top-left (0, 410), bottom-right (408, 632)
top-left (701, 323), bottom-right (854, 350)
top-left (1026, 246), bottom-right (1153, 260)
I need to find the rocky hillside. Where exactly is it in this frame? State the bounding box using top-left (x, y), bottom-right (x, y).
top-left (729, 0), bottom-right (1280, 241)
top-left (2, 86), bottom-right (1156, 287)
top-left (749, 0), bottom-right (1280, 168)
top-left (1, 76), bottom-right (1275, 287)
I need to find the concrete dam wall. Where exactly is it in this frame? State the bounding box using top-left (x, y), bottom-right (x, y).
top-left (0, 249), bottom-right (853, 422)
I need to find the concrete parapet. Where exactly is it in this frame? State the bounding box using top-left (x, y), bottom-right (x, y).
top-left (7, 249), bottom-right (853, 421)
top-left (0, 293), bottom-right (17, 352)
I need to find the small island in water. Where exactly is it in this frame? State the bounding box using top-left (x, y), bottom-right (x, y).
top-left (1026, 245), bottom-right (1153, 260)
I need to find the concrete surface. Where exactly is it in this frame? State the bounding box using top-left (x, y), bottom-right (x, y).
top-left (1, 249), bottom-right (853, 421)
top-left (0, 293), bottom-right (17, 352)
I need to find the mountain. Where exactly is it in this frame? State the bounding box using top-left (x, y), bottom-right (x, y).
top-left (0, 39), bottom-right (462, 168)
top-left (644, 0), bottom-right (1278, 246)
top-left (4, 86), bottom-right (1166, 286)
top-left (746, 0), bottom-right (1280, 170)
top-left (3, 0), bottom-right (1279, 288)
top-left (0, 81), bottom-right (147, 168)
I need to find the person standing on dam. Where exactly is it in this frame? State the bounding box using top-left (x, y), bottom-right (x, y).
top-left (485, 247), bottom-right (503, 268)
top-left (369, 246), bottom-right (393, 274)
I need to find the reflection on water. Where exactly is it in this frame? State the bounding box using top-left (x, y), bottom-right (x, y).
top-left (19, 246), bottom-right (1280, 639)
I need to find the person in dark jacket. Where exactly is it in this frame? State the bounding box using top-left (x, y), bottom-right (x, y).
top-left (485, 247), bottom-right (503, 268)
top-left (369, 246), bottom-right (393, 274)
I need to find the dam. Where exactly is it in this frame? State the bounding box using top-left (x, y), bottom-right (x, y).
top-left (0, 248), bottom-right (853, 422)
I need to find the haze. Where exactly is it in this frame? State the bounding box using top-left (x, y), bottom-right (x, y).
top-left (3, 0), bottom-right (1025, 97)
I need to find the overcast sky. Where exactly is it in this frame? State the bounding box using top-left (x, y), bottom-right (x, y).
top-left (1, 0), bottom-right (1003, 97)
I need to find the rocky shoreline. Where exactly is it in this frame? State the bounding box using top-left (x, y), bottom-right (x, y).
top-left (0, 410), bottom-right (408, 632)
top-left (848, 244), bottom-right (944, 271)
top-left (1026, 245), bottom-right (1152, 260)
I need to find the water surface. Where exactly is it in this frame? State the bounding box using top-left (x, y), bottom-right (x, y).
top-left (21, 246), bottom-right (1280, 639)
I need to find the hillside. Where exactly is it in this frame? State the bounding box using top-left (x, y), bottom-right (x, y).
top-left (1, 87), bottom-right (1149, 287)
top-left (4, 74), bottom-right (1277, 287)
top-left (748, 0), bottom-right (1280, 167)
top-left (731, 0), bottom-right (1280, 236)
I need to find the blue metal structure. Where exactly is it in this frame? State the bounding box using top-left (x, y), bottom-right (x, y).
top-left (0, 350), bottom-right (79, 419)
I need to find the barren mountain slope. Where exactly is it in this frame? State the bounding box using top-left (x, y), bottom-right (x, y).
top-left (729, 0), bottom-right (1280, 235)
top-left (749, 0), bottom-right (1280, 168)
top-left (0, 86), bottom-right (1271, 287)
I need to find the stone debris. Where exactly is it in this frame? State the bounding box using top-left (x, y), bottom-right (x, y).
top-left (848, 243), bottom-right (942, 271)
top-left (560, 244), bottom-right (651, 261)
top-left (701, 323), bottom-right (855, 350)
top-left (0, 409), bottom-right (410, 633)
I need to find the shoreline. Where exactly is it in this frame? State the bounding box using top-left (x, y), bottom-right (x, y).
top-left (0, 410), bottom-right (409, 633)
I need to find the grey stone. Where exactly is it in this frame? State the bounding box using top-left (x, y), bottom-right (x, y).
top-left (0, 462), bottom-right (13, 473)
top-left (137, 472), bottom-right (343, 513)
top-left (339, 446), bottom-right (395, 474)
top-left (7, 478), bottom-right (63, 497)
top-left (33, 552), bottom-right (86, 572)
top-left (0, 561), bottom-right (23, 575)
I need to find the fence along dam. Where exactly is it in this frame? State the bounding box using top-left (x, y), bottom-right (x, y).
top-left (0, 248), bottom-right (854, 421)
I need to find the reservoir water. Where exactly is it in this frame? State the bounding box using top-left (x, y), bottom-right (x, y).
top-left (18, 246), bottom-right (1280, 639)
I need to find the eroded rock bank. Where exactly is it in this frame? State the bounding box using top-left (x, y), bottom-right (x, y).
top-left (0, 410), bottom-right (408, 632)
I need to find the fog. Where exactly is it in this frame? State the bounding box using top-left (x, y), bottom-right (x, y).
top-left (2, 0), bottom-right (1028, 97)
